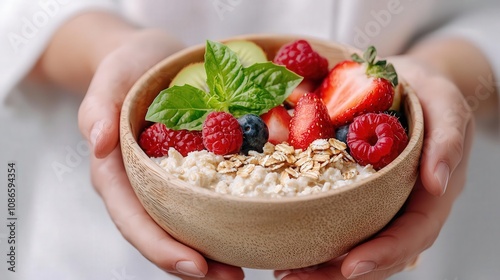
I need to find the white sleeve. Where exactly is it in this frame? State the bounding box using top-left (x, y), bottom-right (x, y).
top-left (426, 6), bottom-right (500, 137)
top-left (0, 0), bottom-right (117, 101)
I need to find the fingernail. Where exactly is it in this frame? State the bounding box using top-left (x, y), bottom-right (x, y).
top-left (90, 120), bottom-right (107, 148)
top-left (175, 261), bottom-right (205, 278)
top-left (348, 261), bottom-right (376, 279)
top-left (276, 270), bottom-right (292, 280)
top-left (434, 162), bottom-right (450, 195)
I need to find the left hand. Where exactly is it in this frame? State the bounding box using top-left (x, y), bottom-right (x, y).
top-left (274, 55), bottom-right (475, 280)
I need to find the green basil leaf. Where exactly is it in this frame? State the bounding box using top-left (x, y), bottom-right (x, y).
top-left (145, 84), bottom-right (218, 130)
top-left (240, 62), bottom-right (303, 112)
top-left (228, 86), bottom-right (281, 117)
top-left (204, 40), bottom-right (247, 106)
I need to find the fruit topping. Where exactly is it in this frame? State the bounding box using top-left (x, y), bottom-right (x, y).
top-left (224, 40), bottom-right (268, 67)
top-left (319, 46), bottom-right (397, 127)
top-left (202, 111), bottom-right (243, 155)
top-left (260, 105), bottom-right (292, 145)
top-left (169, 62), bottom-right (208, 91)
top-left (289, 93), bottom-right (335, 150)
top-left (347, 112), bottom-right (408, 170)
top-left (171, 130), bottom-right (205, 157)
top-left (139, 123), bottom-right (174, 157)
top-left (238, 114), bottom-right (269, 154)
top-left (284, 78), bottom-right (319, 108)
top-left (139, 123), bottom-right (204, 157)
top-left (335, 124), bottom-right (350, 145)
top-left (146, 40), bottom-right (301, 131)
top-left (274, 39), bottom-right (329, 81)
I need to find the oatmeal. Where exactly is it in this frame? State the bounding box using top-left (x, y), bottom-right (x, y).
top-left (155, 139), bottom-right (375, 198)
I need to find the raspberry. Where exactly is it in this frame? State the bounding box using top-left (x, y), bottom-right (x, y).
top-left (273, 39), bottom-right (329, 81)
top-left (347, 113), bottom-right (408, 170)
top-left (202, 112), bottom-right (243, 155)
top-left (171, 130), bottom-right (205, 157)
top-left (139, 123), bottom-right (204, 157)
top-left (139, 123), bottom-right (175, 157)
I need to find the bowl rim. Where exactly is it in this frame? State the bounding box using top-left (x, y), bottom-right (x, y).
top-left (120, 33), bottom-right (424, 205)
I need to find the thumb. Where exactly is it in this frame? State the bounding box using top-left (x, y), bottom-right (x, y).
top-left (416, 77), bottom-right (474, 196)
top-left (78, 54), bottom-right (135, 158)
top-left (78, 30), bottom-right (185, 158)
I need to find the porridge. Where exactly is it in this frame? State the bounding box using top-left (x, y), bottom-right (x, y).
top-left (155, 139), bottom-right (375, 198)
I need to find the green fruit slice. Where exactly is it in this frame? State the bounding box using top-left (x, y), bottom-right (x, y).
top-left (225, 40), bottom-right (268, 67)
top-left (169, 40), bottom-right (268, 90)
top-left (169, 62), bottom-right (208, 91)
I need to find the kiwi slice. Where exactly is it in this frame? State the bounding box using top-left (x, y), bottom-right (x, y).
top-left (169, 41), bottom-right (267, 90)
top-left (225, 40), bottom-right (268, 67)
top-left (169, 62), bottom-right (208, 91)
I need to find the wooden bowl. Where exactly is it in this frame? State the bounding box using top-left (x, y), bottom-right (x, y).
top-left (120, 34), bottom-right (424, 270)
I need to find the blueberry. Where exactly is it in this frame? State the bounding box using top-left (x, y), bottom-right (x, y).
top-left (238, 114), bottom-right (269, 154)
top-left (335, 124), bottom-right (350, 145)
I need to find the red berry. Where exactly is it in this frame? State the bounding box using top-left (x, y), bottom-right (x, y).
top-left (139, 123), bottom-right (175, 157)
top-left (171, 130), bottom-right (205, 157)
top-left (260, 105), bottom-right (291, 145)
top-left (347, 113), bottom-right (408, 170)
top-left (289, 93), bottom-right (335, 150)
top-left (274, 40), bottom-right (329, 81)
top-left (139, 123), bottom-right (205, 157)
top-left (202, 112), bottom-right (243, 155)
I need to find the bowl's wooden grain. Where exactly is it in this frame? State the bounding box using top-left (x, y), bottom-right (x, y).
top-left (120, 34), bottom-right (424, 270)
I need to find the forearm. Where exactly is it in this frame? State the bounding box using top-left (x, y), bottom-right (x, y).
top-left (31, 11), bottom-right (183, 93)
top-left (405, 37), bottom-right (498, 120)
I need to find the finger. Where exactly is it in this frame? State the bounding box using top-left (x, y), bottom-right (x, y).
top-left (274, 261), bottom-right (408, 280)
top-left (176, 260), bottom-right (245, 280)
top-left (339, 180), bottom-right (446, 279)
top-left (415, 77), bottom-right (473, 196)
top-left (91, 148), bottom-right (208, 277)
top-left (78, 54), bottom-right (136, 159)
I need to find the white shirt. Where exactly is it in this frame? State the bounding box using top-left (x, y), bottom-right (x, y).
top-left (1, 1), bottom-right (500, 280)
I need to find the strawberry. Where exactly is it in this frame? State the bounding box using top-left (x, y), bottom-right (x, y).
top-left (284, 78), bottom-right (319, 108)
top-left (318, 46), bottom-right (397, 127)
top-left (260, 105), bottom-right (292, 145)
top-left (289, 93), bottom-right (335, 150)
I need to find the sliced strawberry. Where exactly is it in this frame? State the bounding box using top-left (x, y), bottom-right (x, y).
top-left (260, 105), bottom-right (292, 145)
top-left (319, 46), bottom-right (397, 127)
top-left (289, 93), bottom-right (335, 149)
top-left (284, 78), bottom-right (319, 108)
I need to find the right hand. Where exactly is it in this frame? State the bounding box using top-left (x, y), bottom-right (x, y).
top-left (78, 27), bottom-right (245, 279)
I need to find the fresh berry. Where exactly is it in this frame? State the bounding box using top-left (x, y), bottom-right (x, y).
top-left (274, 39), bottom-right (329, 81)
top-left (139, 123), bottom-right (204, 157)
top-left (385, 110), bottom-right (408, 132)
top-left (260, 105), bottom-right (292, 145)
top-left (319, 46), bottom-right (397, 127)
top-left (171, 130), bottom-right (205, 157)
top-left (238, 114), bottom-right (269, 154)
top-left (202, 112), bottom-right (243, 155)
top-left (335, 124), bottom-right (350, 145)
top-left (284, 78), bottom-right (319, 108)
top-left (289, 93), bottom-right (335, 149)
top-left (139, 123), bottom-right (175, 157)
top-left (347, 113), bottom-right (408, 170)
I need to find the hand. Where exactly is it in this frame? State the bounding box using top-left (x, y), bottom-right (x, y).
top-left (274, 56), bottom-right (475, 280)
top-left (77, 28), bottom-right (245, 279)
